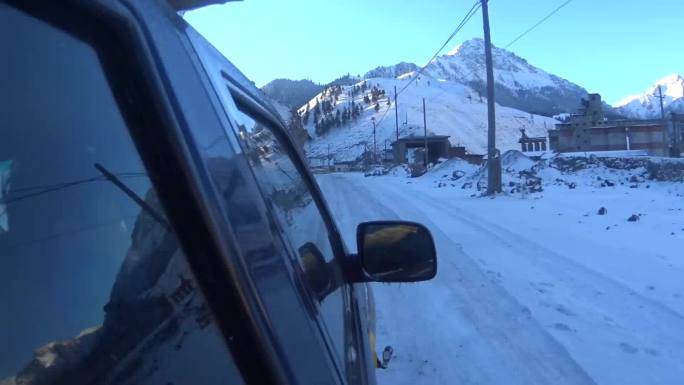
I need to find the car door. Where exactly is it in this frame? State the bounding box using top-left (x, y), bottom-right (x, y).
top-left (228, 98), bottom-right (354, 375)
top-left (180, 27), bottom-right (370, 384)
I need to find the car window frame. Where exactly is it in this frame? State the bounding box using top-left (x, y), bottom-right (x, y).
top-left (221, 72), bottom-right (357, 380)
top-left (2, 1), bottom-right (284, 383)
top-left (177, 26), bottom-right (360, 380)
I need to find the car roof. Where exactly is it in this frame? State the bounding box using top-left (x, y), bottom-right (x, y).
top-left (181, 19), bottom-right (287, 129)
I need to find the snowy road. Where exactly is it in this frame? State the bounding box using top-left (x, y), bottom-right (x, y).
top-left (317, 172), bottom-right (684, 385)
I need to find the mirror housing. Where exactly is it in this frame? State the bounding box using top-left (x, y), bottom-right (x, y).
top-left (299, 242), bottom-right (334, 301)
top-left (355, 221), bottom-right (437, 282)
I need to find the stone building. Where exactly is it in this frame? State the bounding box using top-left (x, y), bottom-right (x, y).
top-left (548, 93), bottom-right (677, 156)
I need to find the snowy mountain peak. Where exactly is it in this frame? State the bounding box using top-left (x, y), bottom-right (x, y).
top-left (422, 38), bottom-right (588, 115)
top-left (445, 37), bottom-right (485, 56)
top-left (647, 73), bottom-right (684, 99)
top-left (614, 73), bottom-right (684, 119)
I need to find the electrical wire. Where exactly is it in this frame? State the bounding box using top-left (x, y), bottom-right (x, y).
top-left (459, 0), bottom-right (574, 85)
top-left (372, 0), bottom-right (483, 130)
top-left (396, 0), bottom-right (482, 98)
top-left (504, 0), bottom-right (574, 49)
top-left (2, 173), bottom-right (148, 204)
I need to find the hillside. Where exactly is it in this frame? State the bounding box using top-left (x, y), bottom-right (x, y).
top-left (261, 78), bottom-right (323, 108)
top-left (614, 73), bottom-right (684, 119)
top-left (364, 62), bottom-right (419, 79)
top-left (298, 77), bottom-right (557, 164)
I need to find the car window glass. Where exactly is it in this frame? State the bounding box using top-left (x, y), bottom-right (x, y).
top-left (229, 106), bottom-right (349, 372)
top-left (0, 5), bottom-right (243, 384)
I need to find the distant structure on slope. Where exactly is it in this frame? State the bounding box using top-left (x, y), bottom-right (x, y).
top-left (390, 134), bottom-right (482, 171)
top-left (548, 93), bottom-right (683, 157)
top-left (518, 128), bottom-right (547, 152)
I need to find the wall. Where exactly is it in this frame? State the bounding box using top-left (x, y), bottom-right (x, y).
top-left (553, 123), bottom-right (667, 156)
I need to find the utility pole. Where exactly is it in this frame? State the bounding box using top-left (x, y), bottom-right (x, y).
top-left (654, 85), bottom-right (674, 157)
top-left (676, 120), bottom-right (682, 158)
top-left (327, 143), bottom-right (331, 168)
top-left (394, 85), bottom-right (399, 142)
top-left (372, 117), bottom-right (377, 164)
top-left (482, 0), bottom-right (501, 194)
top-left (656, 85), bottom-right (666, 121)
top-left (423, 98), bottom-right (428, 169)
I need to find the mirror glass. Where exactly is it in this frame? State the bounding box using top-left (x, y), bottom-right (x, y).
top-left (359, 221), bottom-right (437, 282)
top-left (298, 242), bottom-right (335, 301)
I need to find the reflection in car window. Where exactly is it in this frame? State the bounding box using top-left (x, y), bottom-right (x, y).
top-left (229, 106), bottom-right (350, 372)
top-left (0, 5), bottom-right (242, 384)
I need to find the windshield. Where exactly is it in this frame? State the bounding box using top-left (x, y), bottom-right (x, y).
top-left (186, 1), bottom-right (684, 384)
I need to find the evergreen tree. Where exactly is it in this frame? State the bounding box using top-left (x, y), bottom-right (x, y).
top-left (374, 103), bottom-right (380, 112)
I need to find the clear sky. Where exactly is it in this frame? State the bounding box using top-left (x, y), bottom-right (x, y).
top-left (185, 0), bottom-right (684, 105)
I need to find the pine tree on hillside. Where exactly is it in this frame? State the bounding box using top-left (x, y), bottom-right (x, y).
top-left (363, 94), bottom-right (370, 104)
top-left (374, 103), bottom-right (380, 112)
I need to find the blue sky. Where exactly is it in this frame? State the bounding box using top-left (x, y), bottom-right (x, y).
top-left (186, 0), bottom-right (684, 104)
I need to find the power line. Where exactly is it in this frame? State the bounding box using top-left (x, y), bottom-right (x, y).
top-left (3, 173), bottom-right (147, 204)
top-left (504, 0), bottom-right (574, 49)
top-left (396, 0), bottom-right (482, 98)
top-left (373, 0), bottom-right (482, 130)
top-left (2, 214), bottom-right (139, 252)
top-left (460, 0), bottom-right (574, 85)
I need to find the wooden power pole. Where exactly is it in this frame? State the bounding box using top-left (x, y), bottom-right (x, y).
top-left (423, 98), bottom-right (428, 169)
top-left (482, 0), bottom-right (501, 194)
top-left (372, 117), bottom-right (377, 164)
top-left (657, 85), bottom-right (666, 122)
top-left (394, 85), bottom-right (399, 142)
top-left (654, 85), bottom-right (673, 156)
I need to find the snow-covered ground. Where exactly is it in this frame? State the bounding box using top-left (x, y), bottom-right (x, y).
top-left (317, 153), bottom-right (684, 385)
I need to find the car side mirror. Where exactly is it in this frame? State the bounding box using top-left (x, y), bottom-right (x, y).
top-left (299, 242), bottom-right (335, 301)
top-left (356, 221), bottom-right (437, 282)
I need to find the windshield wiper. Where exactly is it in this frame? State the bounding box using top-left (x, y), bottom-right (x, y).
top-left (94, 163), bottom-right (171, 232)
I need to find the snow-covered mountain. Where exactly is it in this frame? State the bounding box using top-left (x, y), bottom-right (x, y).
top-left (299, 77), bottom-right (557, 164)
top-left (364, 62), bottom-right (419, 79)
top-left (613, 74), bottom-right (684, 119)
top-left (261, 78), bottom-right (323, 108)
top-left (376, 38), bottom-right (589, 116)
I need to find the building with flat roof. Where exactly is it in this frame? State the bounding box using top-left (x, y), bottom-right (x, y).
top-left (391, 135), bottom-right (451, 165)
top-left (547, 93), bottom-right (683, 157)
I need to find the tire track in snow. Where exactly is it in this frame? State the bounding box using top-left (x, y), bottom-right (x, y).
top-left (360, 176), bottom-right (684, 385)
top-left (318, 174), bottom-right (597, 385)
